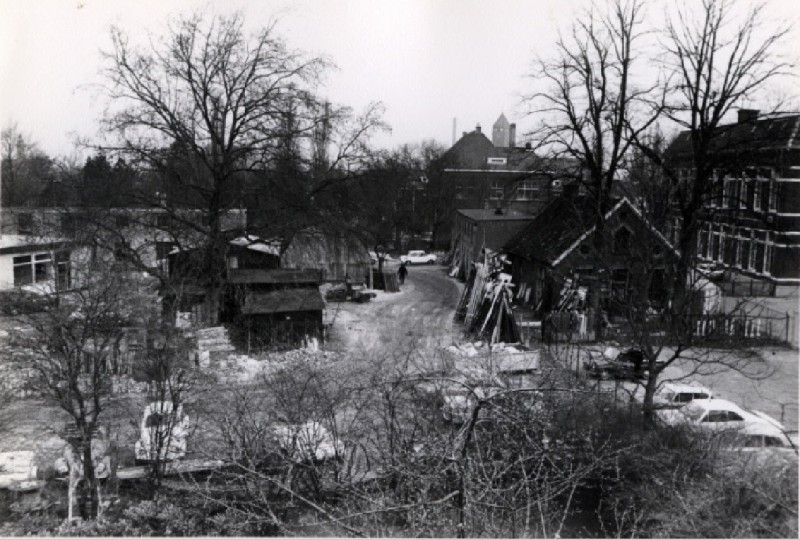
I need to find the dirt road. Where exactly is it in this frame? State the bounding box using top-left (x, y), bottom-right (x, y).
top-left (325, 264), bottom-right (463, 358)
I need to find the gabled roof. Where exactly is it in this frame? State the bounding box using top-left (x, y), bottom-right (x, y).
top-left (503, 196), bottom-right (676, 266)
top-left (444, 130), bottom-right (581, 175)
top-left (242, 288), bottom-right (325, 315)
top-left (444, 130), bottom-right (496, 168)
top-left (503, 196), bottom-right (601, 264)
top-left (665, 114), bottom-right (800, 160)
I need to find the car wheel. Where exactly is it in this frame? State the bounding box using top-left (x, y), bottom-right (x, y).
top-left (427, 259), bottom-right (434, 265)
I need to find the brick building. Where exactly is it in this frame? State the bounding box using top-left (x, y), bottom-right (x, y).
top-left (665, 111), bottom-right (800, 292)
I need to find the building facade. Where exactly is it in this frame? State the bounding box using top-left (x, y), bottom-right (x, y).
top-left (443, 122), bottom-right (581, 217)
top-left (665, 111), bottom-right (800, 290)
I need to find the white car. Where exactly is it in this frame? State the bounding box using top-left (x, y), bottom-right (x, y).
top-left (134, 401), bottom-right (190, 463)
top-left (400, 250), bottom-right (437, 265)
top-left (634, 383), bottom-right (714, 409)
top-left (658, 398), bottom-right (783, 432)
top-left (271, 421), bottom-right (344, 462)
top-left (717, 422), bottom-right (798, 468)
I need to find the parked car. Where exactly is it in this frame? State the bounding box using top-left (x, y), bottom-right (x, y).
top-left (633, 382), bottom-right (714, 409)
top-left (271, 421), bottom-right (344, 463)
top-left (400, 250), bottom-right (437, 265)
top-left (134, 401), bottom-right (190, 463)
top-left (584, 347), bottom-right (651, 380)
top-left (716, 422), bottom-right (798, 469)
top-left (657, 398), bottom-right (785, 433)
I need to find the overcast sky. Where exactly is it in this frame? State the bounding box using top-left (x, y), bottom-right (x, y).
top-left (1, 0), bottom-right (798, 159)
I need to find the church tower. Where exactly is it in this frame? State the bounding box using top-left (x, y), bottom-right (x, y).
top-left (492, 113), bottom-right (510, 147)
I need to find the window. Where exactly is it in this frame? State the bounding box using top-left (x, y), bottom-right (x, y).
top-left (489, 180), bottom-right (503, 200)
top-left (723, 178), bottom-right (733, 208)
top-left (764, 436), bottom-right (786, 447)
top-left (613, 226), bottom-right (632, 254)
top-left (711, 230), bottom-right (720, 261)
top-left (723, 226), bottom-right (736, 266)
top-left (734, 229), bottom-right (743, 268)
top-left (13, 252), bottom-right (51, 287)
top-left (17, 213), bottom-right (33, 235)
top-left (738, 178), bottom-right (746, 209)
top-left (515, 180), bottom-right (536, 201)
top-left (703, 411), bottom-right (727, 422)
top-left (740, 231), bottom-right (751, 270)
top-left (748, 231), bottom-right (757, 271)
top-left (754, 233), bottom-right (765, 273)
top-left (56, 252), bottom-right (71, 290)
top-left (753, 180), bottom-right (762, 212)
top-left (768, 179), bottom-right (777, 212)
top-left (763, 233), bottom-right (773, 275)
top-left (13, 255), bottom-right (33, 286)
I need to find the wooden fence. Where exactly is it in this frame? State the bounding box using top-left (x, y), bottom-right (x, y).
top-left (691, 312), bottom-right (793, 343)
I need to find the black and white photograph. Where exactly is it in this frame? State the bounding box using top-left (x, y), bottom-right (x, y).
top-left (0, 0), bottom-right (798, 536)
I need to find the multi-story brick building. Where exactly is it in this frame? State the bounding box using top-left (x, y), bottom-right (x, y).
top-left (442, 117), bottom-right (581, 217)
top-left (665, 111), bottom-right (800, 293)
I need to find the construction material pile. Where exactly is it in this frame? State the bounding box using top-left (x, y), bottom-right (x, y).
top-left (455, 255), bottom-right (520, 344)
top-left (442, 341), bottom-right (540, 376)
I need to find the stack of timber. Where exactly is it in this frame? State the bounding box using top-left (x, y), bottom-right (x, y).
top-left (456, 259), bottom-right (521, 344)
top-left (454, 265), bottom-right (478, 322)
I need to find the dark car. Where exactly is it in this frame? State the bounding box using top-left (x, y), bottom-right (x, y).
top-left (584, 347), bottom-right (648, 380)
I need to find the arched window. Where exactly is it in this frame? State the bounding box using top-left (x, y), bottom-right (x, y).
top-left (613, 226), bottom-right (632, 254)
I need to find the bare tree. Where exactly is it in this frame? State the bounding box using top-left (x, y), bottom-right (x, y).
top-left (96, 12), bottom-right (385, 322)
top-left (525, 0), bottom-right (661, 338)
top-left (7, 261), bottom-right (155, 519)
top-left (654, 0), bottom-right (792, 307)
top-left (1, 122), bottom-right (54, 207)
top-left (628, 0), bottom-right (795, 424)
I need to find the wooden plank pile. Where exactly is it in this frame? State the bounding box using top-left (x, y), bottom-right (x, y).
top-left (455, 260), bottom-right (520, 344)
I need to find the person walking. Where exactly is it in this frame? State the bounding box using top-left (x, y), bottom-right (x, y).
top-left (398, 262), bottom-right (408, 285)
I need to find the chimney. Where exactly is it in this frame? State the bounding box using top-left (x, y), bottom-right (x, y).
top-left (738, 109), bottom-right (760, 123)
top-left (452, 118), bottom-right (457, 146)
top-left (525, 142), bottom-right (532, 151)
top-left (462, 131), bottom-right (467, 138)
top-left (476, 123), bottom-right (481, 133)
top-left (509, 123), bottom-right (516, 148)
